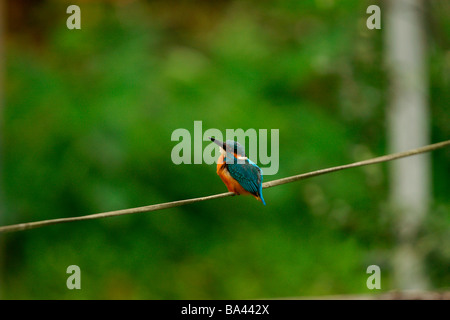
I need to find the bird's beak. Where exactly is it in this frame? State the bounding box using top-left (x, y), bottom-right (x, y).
top-left (209, 137), bottom-right (226, 150)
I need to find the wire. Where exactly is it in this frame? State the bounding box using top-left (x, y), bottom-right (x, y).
top-left (0, 140), bottom-right (449, 233)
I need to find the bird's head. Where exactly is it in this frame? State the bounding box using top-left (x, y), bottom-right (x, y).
top-left (209, 137), bottom-right (247, 159)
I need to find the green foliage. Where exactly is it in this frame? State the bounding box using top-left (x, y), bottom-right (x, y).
top-left (2, 0), bottom-right (449, 298)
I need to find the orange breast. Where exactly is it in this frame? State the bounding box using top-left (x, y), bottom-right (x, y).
top-left (216, 154), bottom-right (251, 196)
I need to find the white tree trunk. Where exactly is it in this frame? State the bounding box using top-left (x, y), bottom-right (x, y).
top-left (385, 0), bottom-right (430, 290)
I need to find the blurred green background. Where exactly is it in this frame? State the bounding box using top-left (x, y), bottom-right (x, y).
top-left (1, 0), bottom-right (449, 299)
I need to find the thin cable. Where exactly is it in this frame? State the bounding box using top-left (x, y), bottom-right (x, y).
top-left (0, 140), bottom-right (448, 233)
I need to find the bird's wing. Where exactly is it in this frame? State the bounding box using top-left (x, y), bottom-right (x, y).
top-left (227, 161), bottom-right (263, 197)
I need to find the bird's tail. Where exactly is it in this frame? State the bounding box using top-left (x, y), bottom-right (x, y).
top-left (258, 192), bottom-right (266, 206)
top-left (260, 196), bottom-right (266, 205)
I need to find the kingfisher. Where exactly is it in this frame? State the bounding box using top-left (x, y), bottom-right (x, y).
top-left (209, 137), bottom-right (266, 205)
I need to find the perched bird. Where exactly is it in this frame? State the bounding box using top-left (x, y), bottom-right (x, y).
top-left (209, 137), bottom-right (266, 205)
